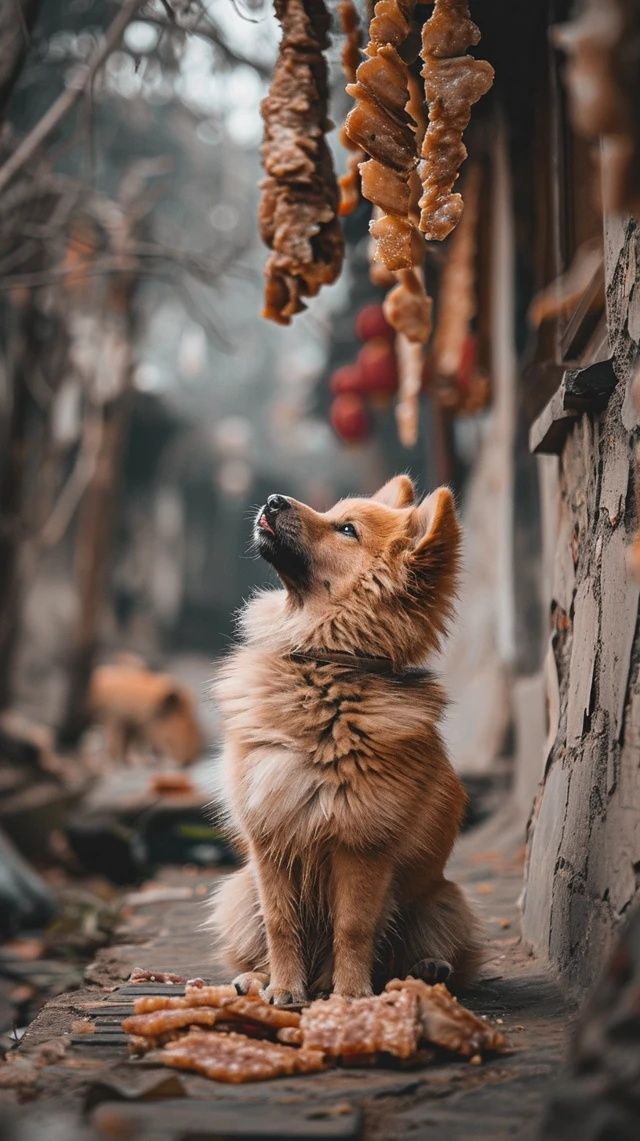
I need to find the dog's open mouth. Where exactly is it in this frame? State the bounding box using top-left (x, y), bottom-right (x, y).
top-left (254, 508), bottom-right (310, 590)
top-left (258, 512), bottom-right (275, 536)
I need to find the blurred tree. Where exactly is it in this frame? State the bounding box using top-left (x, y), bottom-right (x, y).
top-left (0, 0), bottom-right (268, 736)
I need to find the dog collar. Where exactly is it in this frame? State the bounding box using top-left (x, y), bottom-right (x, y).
top-left (289, 649), bottom-right (435, 682)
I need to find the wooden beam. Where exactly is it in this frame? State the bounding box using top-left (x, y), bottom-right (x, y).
top-left (529, 358), bottom-right (617, 454)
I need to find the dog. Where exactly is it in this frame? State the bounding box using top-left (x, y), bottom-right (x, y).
top-left (211, 475), bottom-right (481, 1005)
top-left (89, 658), bottom-right (204, 767)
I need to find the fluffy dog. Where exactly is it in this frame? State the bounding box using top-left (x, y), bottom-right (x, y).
top-left (211, 475), bottom-right (481, 1005)
top-left (89, 658), bottom-right (203, 766)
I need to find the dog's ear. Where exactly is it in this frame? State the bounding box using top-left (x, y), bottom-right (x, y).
top-left (371, 475), bottom-right (415, 509)
top-left (410, 487), bottom-right (461, 577)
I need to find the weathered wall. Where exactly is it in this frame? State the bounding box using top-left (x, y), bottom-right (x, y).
top-left (522, 217), bottom-right (640, 989)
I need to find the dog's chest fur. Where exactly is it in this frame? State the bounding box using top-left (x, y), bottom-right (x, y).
top-left (215, 641), bottom-right (448, 856)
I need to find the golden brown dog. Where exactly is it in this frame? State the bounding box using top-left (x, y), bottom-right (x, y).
top-left (89, 658), bottom-right (204, 767)
top-left (211, 475), bottom-right (480, 1005)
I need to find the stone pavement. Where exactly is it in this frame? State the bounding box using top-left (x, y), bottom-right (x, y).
top-left (0, 807), bottom-right (575, 1140)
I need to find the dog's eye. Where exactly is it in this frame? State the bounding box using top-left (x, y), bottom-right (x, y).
top-left (336, 522), bottom-right (358, 539)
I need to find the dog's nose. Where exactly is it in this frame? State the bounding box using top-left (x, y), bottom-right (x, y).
top-left (266, 494), bottom-right (290, 517)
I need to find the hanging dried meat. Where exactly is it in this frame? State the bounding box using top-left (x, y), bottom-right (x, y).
top-left (260, 0), bottom-right (344, 324)
top-left (383, 67), bottom-right (433, 347)
top-left (384, 268), bottom-right (432, 343)
top-left (338, 0), bottom-right (364, 216)
top-left (430, 164), bottom-right (491, 415)
top-left (395, 333), bottom-right (426, 446)
top-left (419, 0), bottom-right (494, 240)
top-left (552, 0), bottom-right (640, 217)
top-left (345, 0), bottom-right (422, 272)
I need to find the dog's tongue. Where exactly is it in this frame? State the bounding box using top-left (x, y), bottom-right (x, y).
top-left (259, 513), bottom-right (275, 535)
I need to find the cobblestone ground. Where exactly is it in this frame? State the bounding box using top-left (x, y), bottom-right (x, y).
top-left (0, 807), bottom-right (574, 1140)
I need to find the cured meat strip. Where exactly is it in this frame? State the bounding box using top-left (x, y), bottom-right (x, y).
top-left (383, 70), bottom-right (432, 346)
top-left (338, 0), bottom-right (364, 216)
top-left (432, 162), bottom-right (479, 379)
top-left (131, 985), bottom-right (236, 1013)
top-left (122, 1007), bottom-right (225, 1039)
top-left (277, 1025), bottom-right (304, 1045)
top-left (260, 0), bottom-right (344, 324)
top-left (224, 995), bottom-right (301, 1029)
top-left (377, 53), bottom-right (432, 445)
top-left (160, 1030), bottom-right (325, 1083)
top-left (419, 0), bottom-right (494, 239)
top-left (345, 1), bottom-right (423, 272)
top-left (128, 990), bottom-right (300, 1030)
top-left (299, 988), bottom-right (420, 1059)
top-left (386, 978), bottom-right (508, 1057)
top-left (394, 333), bottom-right (425, 447)
top-left (384, 268), bottom-right (432, 343)
top-left (128, 968), bottom-right (193, 985)
top-left (369, 0), bottom-right (412, 47)
top-left (183, 983), bottom-right (237, 1003)
top-left (430, 163), bottom-right (490, 415)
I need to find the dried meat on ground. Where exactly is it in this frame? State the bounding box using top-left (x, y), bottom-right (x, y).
top-left (121, 975), bottom-right (508, 1082)
top-left (386, 978), bottom-right (507, 1058)
top-left (160, 1030), bottom-right (325, 1083)
top-left (299, 987), bottom-right (420, 1059)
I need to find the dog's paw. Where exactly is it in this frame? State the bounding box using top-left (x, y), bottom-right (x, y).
top-left (261, 983), bottom-right (307, 1007)
top-left (232, 971), bottom-right (269, 995)
top-left (332, 983), bottom-right (374, 1000)
top-left (409, 958), bottom-right (453, 985)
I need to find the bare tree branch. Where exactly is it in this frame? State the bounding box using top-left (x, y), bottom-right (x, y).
top-left (41, 413), bottom-right (103, 548)
top-left (142, 12), bottom-right (271, 77)
top-left (0, 0), bottom-right (146, 195)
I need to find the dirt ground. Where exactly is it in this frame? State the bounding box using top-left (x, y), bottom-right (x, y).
top-left (0, 803), bottom-right (575, 1141)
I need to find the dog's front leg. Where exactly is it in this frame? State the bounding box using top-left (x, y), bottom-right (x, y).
top-left (253, 848), bottom-right (307, 1006)
top-left (331, 848), bottom-right (392, 998)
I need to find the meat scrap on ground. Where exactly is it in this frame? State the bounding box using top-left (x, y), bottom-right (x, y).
top-left (123, 1007), bottom-right (226, 1040)
top-left (419, 0), bottom-right (494, 240)
top-left (260, 0), bottom-right (344, 324)
top-left (299, 987), bottom-right (421, 1059)
top-left (121, 975), bottom-right (508, 1081)
top-left (125, 987), bottom-right (300, 1034)
top-left (128, 967), bottom-right (194, 985)
top-left (131, 987), bottom-right (237, 1013)
top-left (386, 978), bottom-right (508, 1058)
top-left (159, 1030), bottom-right (325, 1083)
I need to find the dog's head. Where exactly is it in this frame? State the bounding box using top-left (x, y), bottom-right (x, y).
top-left (253, 475), bottom-right (461, 665)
